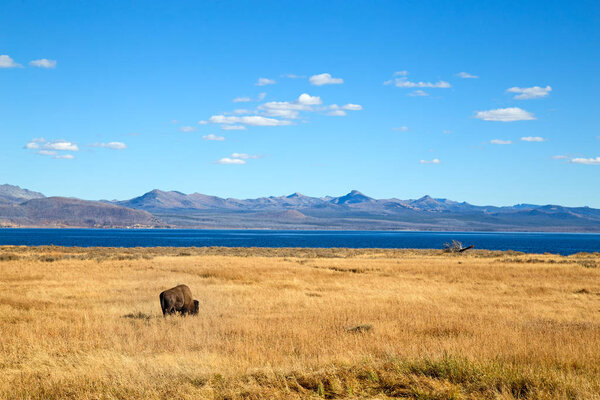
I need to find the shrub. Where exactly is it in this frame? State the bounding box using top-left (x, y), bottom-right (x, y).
top-left (0, 253), bottom-right (19, 262)
top-left (443, 240), bottom-right (464, 253)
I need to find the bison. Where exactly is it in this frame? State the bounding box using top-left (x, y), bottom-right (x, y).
top-left (159, 284), bottom-right (199, 316)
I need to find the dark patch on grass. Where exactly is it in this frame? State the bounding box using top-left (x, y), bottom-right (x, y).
top-left (346, 324), bottom-right (373, 333)
top-left (305, 292), bottom-right (322, 297)
top-left (0, 253), bottom-right (20, 261)
top-left (419, 326), bottom-right (470, 338)
top-left (328, 266), bottom-right (366, 273)
top-left (122, 311), bottom-right (153, 321)
top-left (577, 260), bottom-right (598, 268)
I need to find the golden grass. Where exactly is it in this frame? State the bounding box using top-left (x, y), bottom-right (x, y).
top-left (0, 246), bottom-right (599, 399)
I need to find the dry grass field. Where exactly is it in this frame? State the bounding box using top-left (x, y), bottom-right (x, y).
top-left (0, 246), bottom-right (599, 399)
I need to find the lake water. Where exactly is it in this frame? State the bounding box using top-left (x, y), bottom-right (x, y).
top-left (0, 229), bottom-right (599, 255)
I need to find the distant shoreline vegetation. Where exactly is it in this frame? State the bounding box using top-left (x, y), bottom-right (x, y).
top-left (1, 229), bottom-right (599, 255)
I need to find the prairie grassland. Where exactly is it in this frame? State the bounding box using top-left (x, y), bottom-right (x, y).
top-left (0, 246), bottom-right (599, 399)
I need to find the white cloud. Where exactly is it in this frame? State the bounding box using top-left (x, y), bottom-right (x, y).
top-left (259, 103), bottom-right (302, 119)
top-left (521, 136), bottom-right (545, 142)
top-left (393, 70), bottom-right (409, 76)
top-left (203, 134), bottom-right (225, 141)
top-left (29, 58), bottom-right (57, 68)
top-left (26, 138), bottom-right (80, 152)
top-left (507, 85), bottom-right (551, 100)
top-left (327, 109), bottom-right (347, 117)
top-left (231, 153), bottom-right (260, 159)
top-left (257, 92), bottom-right (267, 101)
top-left (35, 150), bottom-right (74, 159)
top-left (221, 125), bottom-right (247, 131)
top-left (443, 130), bottom-right (452, 134)
top-left (309, 73), bottom-right (343, 86)
top-left (216, 152), bottom-right (261, 164)
top-left (260, 93), bottom-right (322, 119)
top-left (0, 55), bottom-right (21, 68)
top-left (47, 142), bottom-right (76, 151)
top-left (490, 139), bottom-right (512, 145)
top-left (25, 138), bottom-right (84, 159)
top-left (283, 73), bottom-right (305, 79)
top-left (393, 126), bottom-right (409, 132)
top-left (209, 115), bottom-right (292, 126)
top-left (262, 108), bottom-right (301, 119)
top-left (36, 150), bottom-right (57, 156)
top-left (456, 72), bottom-right (478, 79)
top-left (179, 126), bottom-right (197, 132)
top-left (205, 92), bottom-right (360, 127)
top-left (297, 93), bottom-right (322, 105)
top-left (327, 103), bottom-right (362, 116)
top-left (409, 90), bottom-right (429, 96)
top-left (255, 77), bottom-right (276, 86)
top-left (25, 138), bottom-right (82, 162)
top-left (215, 157), bottom-right (246, 165)
top-left (233, 97), bottom-right (251, 103)
top-left (259, 94), bottom-right (359, 119)
top-left (389, 76), bottom-right (451, 88)
top-left (474, 107), bottom-right (536, 122)
top-left (571, 157), bottom-right (600, 165)
top-left (25, 137), bottom-right (48, 149)
top-left (25, 142), bottom-right (41, 149)
top-left (90, 142), bottom-right (127, 150)
top-left (552, 155), bottom-right (569, 160)
top-left (420, 158), bottom-right (441, 164)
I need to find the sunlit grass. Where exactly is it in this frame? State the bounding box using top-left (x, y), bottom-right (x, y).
top-left (0, 246), bottom-right (599, 399)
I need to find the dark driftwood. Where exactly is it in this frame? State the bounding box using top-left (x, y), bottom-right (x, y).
top-left (458, 245), bottom-right (475, 252)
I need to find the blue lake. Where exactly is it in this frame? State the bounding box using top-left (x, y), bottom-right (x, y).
top-left (0, 229), bottom-right (599, 255)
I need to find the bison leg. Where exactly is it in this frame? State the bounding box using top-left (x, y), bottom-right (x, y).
top-left (159, 293), bottom-right (167, 316)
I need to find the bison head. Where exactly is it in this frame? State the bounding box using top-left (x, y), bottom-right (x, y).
top-left (191, 299), bottom-right (200, 315)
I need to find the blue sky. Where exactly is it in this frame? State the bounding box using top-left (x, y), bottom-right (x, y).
top-left (1, 1), bottom-right (599, 206)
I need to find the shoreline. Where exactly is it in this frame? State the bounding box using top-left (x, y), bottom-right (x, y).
top-left (1, 229), bottom-right (600, 256)
top-left (1, 245), bottom-right (598, 258)
top-left (1, 226), bottom-right (600, 233)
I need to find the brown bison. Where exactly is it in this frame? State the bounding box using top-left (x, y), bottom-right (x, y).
top-left (159, 284), bottom-right (199, 316)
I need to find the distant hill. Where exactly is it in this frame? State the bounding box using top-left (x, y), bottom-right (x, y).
top-left (0, 191), bottom-right (164, 228)
top-left (0, 184), bottom-right (45, 205)
top-left (115, 188), bottom-right (600, 232)
top-left (2, 184), bottom-right (600, 231)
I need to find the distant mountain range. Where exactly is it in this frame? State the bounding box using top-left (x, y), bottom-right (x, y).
top-left (1, 184), bottom-right (600, 231)
top-left (0, 185), bottom-right (161, 228)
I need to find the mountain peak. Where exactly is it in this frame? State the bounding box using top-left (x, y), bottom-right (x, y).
top-left (0, 184), bottom-right (45, 205)
top-left (287, 192), bottom-right (305, 198)
top-left (333, 190), bottom-right (374, 205)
